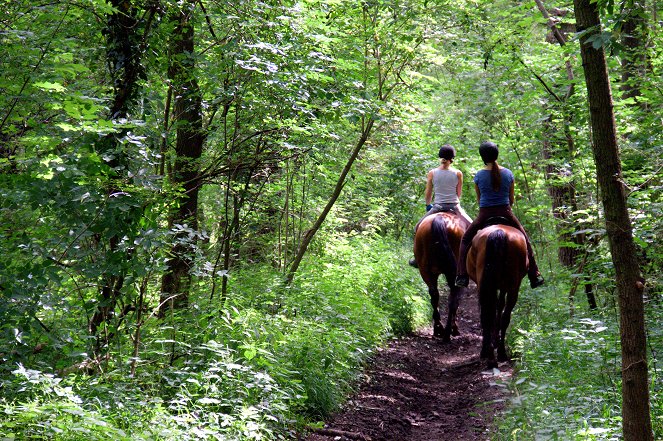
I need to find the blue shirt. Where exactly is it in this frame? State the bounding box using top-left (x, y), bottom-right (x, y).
top-left (474, 167), bottom-right (514, 207)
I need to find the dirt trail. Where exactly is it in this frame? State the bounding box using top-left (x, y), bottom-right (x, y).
top-left (306, 285), bottom-right (512, 441)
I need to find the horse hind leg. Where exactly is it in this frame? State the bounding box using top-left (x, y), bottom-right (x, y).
top-left (497, 342), bottom-right (508, 362)
top-left (497, 289), bottom-right (519, 362)
top-left (494, 290), bottom-right (506, 361)
top-left (479, 285), bottom-right (498, 368)
top-left (497, 326), bottom-right (509, 362)
top-left (442, 278), bottom-right (462, 343)
top-left (428, 284), bottom-right (445, 338)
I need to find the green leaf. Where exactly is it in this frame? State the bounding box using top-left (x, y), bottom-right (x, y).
top-left (33, 81), bottom-right (66, 92)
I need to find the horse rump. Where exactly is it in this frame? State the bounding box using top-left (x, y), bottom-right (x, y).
top-left (479, 228), bottom-right (507, 289)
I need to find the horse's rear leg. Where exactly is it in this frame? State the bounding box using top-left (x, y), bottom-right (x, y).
top-left (497, 289), bottom-right (519, 362)
top-left (442, 282), bottom-right (462, 343)
top-left (494, 291), bottom-right (505, 358)
top-left (479, 286), bottom-right (498, 368)
top-left (428, 283), bottom-right (444, 338)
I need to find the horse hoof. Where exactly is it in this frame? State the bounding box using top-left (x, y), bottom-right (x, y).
top-left (441, 333), bottom-right (451, 343)
top-left (486, 359), bottom-right (498, 369)
top-left (497, 349), bottom-right (509, 362)
top-left (433, 325), bottom-right (445, 338)
top-left (480, 348), bottom-right (493, 360)
top-left (451, 327), bottom-right (460, 337)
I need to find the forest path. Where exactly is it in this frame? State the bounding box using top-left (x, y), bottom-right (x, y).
top-left (305, 284), bottom-right (513, 441)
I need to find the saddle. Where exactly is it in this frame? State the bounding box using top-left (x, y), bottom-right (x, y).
top-left (434, 203), bottom-right (458, 214)
top-left (483, 216), bottom-right (514, 228)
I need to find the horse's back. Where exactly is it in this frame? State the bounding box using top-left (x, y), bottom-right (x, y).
top-left (414, 212), bottom-right (466, 265)
top-left (414, 212), bottom-right (468, 258)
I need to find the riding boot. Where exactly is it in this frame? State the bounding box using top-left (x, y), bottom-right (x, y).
top-left (529, 272), bottom-right (545, 289)
top-left (455, 240), bottom-right (470, 287)
top-left (525, 246), bottom-right (544, 288)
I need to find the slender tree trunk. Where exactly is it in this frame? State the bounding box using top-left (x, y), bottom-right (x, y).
top-left (536, 0), bottom-right (577, 266)
top-left (285, 2), bottom-right (417, 285)
top-left (286, 118), bottom-right (374, 285)
top-left (160, 1), bottom-right (204, 316)
top-left (620, 2), bottom-right (646, 102)
top-left (159, 86), bottom-right (173, 176)
top-left (209, 176), bottom-right (232, 303)
top-left (221, 193), bottom-right (241, 301)
top-left (572, 0), bottom-right (653, 438)
top-left (210, 164), bottom-right (258, 303)
top-left (90, 0), bottom-right (147, 342)
top-left (542, 133), bottom-right (580, 266)
top-left (536, 0), bottom-right (596, 308)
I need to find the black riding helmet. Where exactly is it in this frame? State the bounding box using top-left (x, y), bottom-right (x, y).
top-left (438, 144), bottom-right (456, 161)
top-left (479, 141), bottom-right (499, 164)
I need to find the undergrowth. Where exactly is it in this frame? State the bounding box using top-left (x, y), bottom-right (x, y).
top-left (495, 281), bottom-right (662, 440)
top-left (0, 234), bottom-right (427, 440)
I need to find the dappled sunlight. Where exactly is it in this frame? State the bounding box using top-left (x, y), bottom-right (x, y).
top-left (382, 370), bottom-right (418, 383)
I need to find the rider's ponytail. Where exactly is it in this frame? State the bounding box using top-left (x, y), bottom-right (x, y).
top-left (490, 161), bottom-right (501, 192)
top-left (479, 141), bottom-right (501, 192)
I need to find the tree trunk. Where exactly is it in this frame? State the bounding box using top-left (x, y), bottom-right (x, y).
top-left (620, 2), bottom-right (646, 102)
top-left (535, 0), bottom-right (595, 304)
top-left (535, 0), bottom-right (579, 268)
top-left (160, 1), bottom-right (204, 316)
top-left (286, 118), bottom-right (374, 285)
top-left (572, 0), bottom-right (653, 438)
top-left (90, 0), bottom-right (147, 343)
top-left (221, 193), bottom-right (241, 301)
top-left (542, 119), bottom-right (580, 268)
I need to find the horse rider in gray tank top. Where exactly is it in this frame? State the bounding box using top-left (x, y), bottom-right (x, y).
top-left (410, 145), bottom-right (472, 267)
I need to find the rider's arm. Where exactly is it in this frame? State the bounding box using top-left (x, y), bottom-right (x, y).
top-left (425, 170), bottom-right (434, 205)
top-left (456, 170), bottom-right (463, 198)
top-left (509, 181), bottom-right (515, 206)
top-left (474, 183), bottom-right (481, 205)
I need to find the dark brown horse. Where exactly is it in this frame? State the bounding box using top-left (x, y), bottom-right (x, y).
top-left (414, 212), bottom-right (469, 341)
top-left (467, 224), bottom-right (528, 368)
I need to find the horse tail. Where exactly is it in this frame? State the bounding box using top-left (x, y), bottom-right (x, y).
top-left (430, 215), bottom-right (456, 273)
top-left (481, 228), bottom-right (507, 289)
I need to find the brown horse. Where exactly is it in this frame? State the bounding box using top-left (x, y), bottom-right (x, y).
top-left (467, 224), bottom-right (528, 368)
top-left (414, 212), bottom-right (469, 341)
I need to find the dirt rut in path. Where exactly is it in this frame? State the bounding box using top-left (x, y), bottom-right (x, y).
top-left (306, 286), bottom-right (512, 441)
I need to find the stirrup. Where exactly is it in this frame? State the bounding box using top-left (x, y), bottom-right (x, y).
top-left (409, 258), bottom-right (418, 268)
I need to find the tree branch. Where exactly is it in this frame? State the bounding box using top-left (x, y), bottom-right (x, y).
top-left (516, 57), bottom-right (563, 102)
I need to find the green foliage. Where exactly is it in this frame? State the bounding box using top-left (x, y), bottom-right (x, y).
top-left (496, 284), bottom-right (663, 440)
top-left (1, 0), bottom-right (662, 439)
top-left (227, 231), bottom-right (428, 416)
top-left (1, 366), bottom-right (152, 440)
top-left (0, 233), bottom-right (426, 439)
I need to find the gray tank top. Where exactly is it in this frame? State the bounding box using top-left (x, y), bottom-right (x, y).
top-left (432, 168), bottom-right (459, 204)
